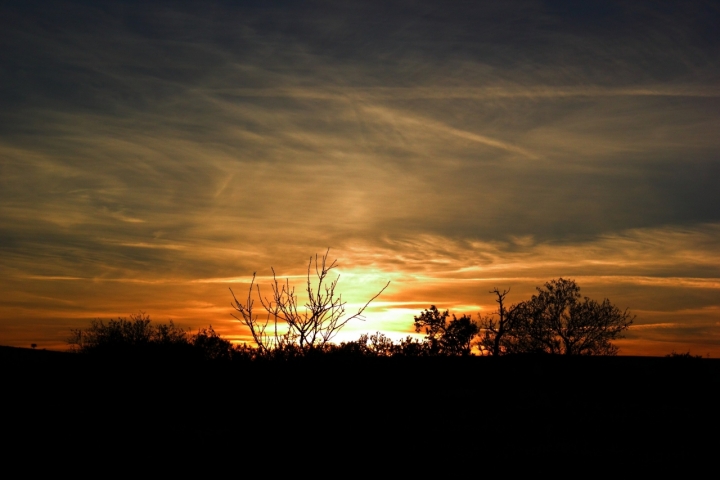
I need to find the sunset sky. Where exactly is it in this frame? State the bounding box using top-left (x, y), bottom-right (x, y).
top-left (2, 0), bottom-right (719, 355)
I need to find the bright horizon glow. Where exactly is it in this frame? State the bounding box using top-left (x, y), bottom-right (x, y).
top-left (5, 229), bottom-right (719, 356)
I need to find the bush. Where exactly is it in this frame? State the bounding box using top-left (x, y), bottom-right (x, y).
top-left (190, 326), bottom-right (236, 361)
top-left (68, 313), bottom-right (238, 362)
top-left (665, 351), bottom-right (703, 359)
top-left (68, 313), bottom-right (189, 356)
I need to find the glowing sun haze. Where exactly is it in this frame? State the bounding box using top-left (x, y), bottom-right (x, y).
top-left (1, 0), bottom-right (719, 355)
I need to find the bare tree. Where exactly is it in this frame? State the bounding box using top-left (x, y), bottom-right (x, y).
top-left (230, 250), bottom-right (389, 353)
top-left (478, 287), bottom-right (512, 356)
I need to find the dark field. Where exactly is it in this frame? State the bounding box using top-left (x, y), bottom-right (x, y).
top-left (4, 346), bottom-right (718, 467)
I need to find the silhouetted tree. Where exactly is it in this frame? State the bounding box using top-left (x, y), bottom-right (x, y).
top-left (230, 250), bottom-right (389, 354)
top-left (478, 288), bottom-right (513, 356)
top-left (414, 306), bottom-right (479, 356)
top-left (496, 278), bottom-right (633, 355)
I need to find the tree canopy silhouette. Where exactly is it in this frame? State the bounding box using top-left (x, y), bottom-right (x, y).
top-left (414, 306), bottom-right (479, 356)
top-left (480, 278), bottom-right (633, 355)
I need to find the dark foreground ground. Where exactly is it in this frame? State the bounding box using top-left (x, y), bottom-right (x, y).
top-left (3, 346), bottom-right (719, 468)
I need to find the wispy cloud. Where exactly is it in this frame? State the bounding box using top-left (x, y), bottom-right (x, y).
top-left (212, 85), bottom-right (720, 100)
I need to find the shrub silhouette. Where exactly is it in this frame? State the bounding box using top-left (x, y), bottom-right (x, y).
top-left (190, 326), bottom-right (236, 361)
top-left (328, 332), bottom-right (431, 358)
top-left (68, 313), bottom-right (188, 355)
top-left (665, 351), bottom-right (703, 359)
top-left (68, 313), bottom-right (238, 361)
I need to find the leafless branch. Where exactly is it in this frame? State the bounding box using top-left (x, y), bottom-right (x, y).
top-left (230, 249), bottom-right (390, 352)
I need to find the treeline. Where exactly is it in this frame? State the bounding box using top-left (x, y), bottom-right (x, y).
top-left (68, 277), bottom-right (634, 362)
top-left (67, 317), bottom-right (441, 361)
top-left (224, 251), bottom-right (635, 359)
top-left (67, 311), bottom-right (479, 361)
top-left (66, 252), bottom-right (638, 360)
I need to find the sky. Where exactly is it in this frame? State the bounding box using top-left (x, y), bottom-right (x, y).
top-left (1, 0), bottom-right (719, 355)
